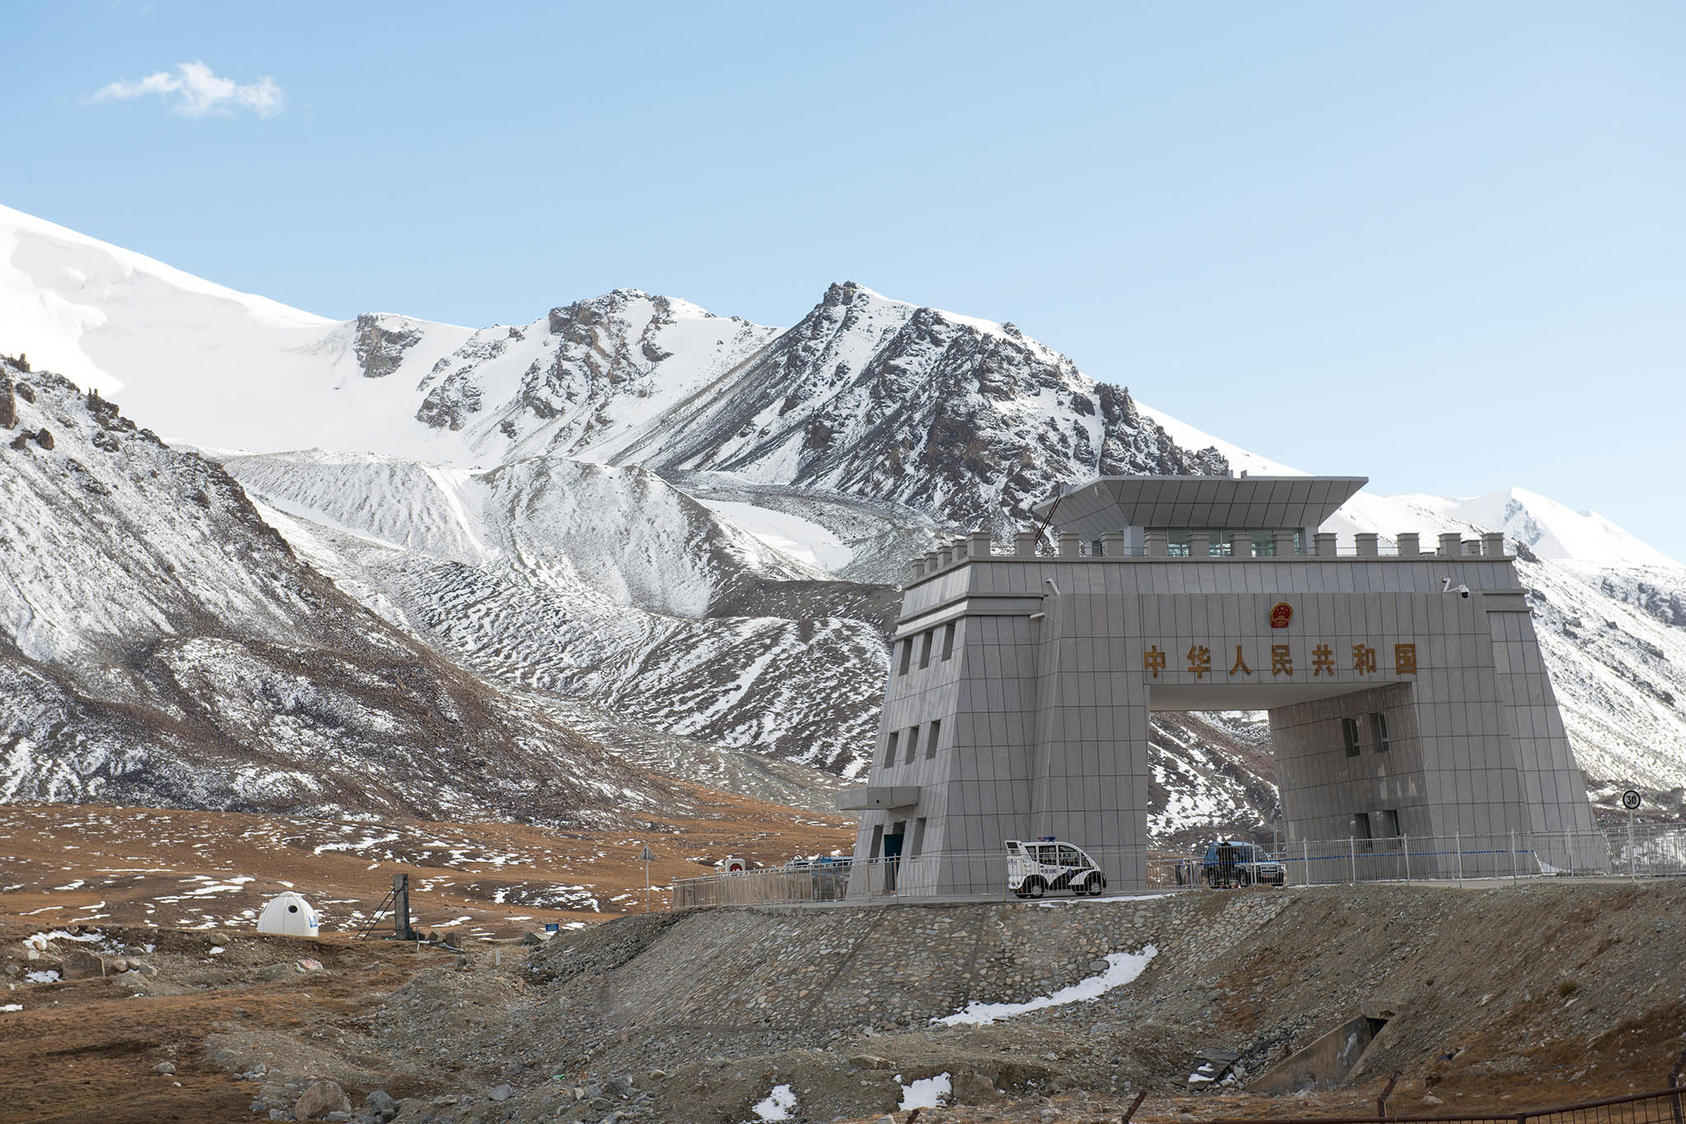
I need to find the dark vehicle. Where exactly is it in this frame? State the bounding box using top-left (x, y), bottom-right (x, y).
top-left (1200, 840), bottom-right (1286, 887)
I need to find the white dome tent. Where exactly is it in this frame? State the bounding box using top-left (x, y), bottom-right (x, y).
top-left (256, 892), bottom-right (320, 937)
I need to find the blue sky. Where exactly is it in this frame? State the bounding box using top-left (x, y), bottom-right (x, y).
top-left (5, 2), bottom-right (1684, 558)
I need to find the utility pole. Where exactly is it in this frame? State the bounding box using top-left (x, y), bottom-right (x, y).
top-left (639, 844), bottom-right (655, 913)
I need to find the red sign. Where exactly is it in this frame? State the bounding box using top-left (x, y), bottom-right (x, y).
top-left (1269, 602), bottom-right (1293, 629)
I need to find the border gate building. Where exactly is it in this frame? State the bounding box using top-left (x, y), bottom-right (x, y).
top-left (837, 474), bottom-right (1600, 897)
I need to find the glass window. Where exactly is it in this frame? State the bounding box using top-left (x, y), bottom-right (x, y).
top-left (919, 630), bottom-right (933, 669)
top-left (883, 731), bottom-right (898, 766)
top-left (898, 638), bottom-right (912, 675)
top-left (904, 725), bottom-right (918, 764)
top-left (1057, 845), bottom-right (1084, 867)
top-left (941, 622), bottom-right (956, 660)
top-left (925, 719), bottom-right (941, 759)
top-left (1371, 712), bottom-right (1390, 752)
top-left (1342, 717), bottom-right (1361, 756)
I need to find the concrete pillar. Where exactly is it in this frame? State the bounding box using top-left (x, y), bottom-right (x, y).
top-left (1314, 532), bottom-right (1337, 557)
top-left (909, 558), bottom-right (926, 580)
top-left (1273, 530), bottom-right (1297, 557)
top-left (1188, 531), bottom-right (1210, 558)
top-left (1396, 532), bottom-right (1420, 557)
top-left (1059, 532), bottom-right (1080, 558)
top-left (1438, 532), bottom-right (1463, 557)
top-left (1355, 533), bottom-right (1379, 557)
top-left (1145, 530), bottom-right (1169, 557)
top-left (1229, 532), bottom-right (1251, 558)
top-left (1101, 531), bottom-right (1126, 557)
top-left (938, 546), bottom-right (954, 567)
top-left (925, 550), bottom-right (941, 572)
top-left (1014, 531), bottom-right (1038, 558)
top-left (1482, 532), bottom-right (1506, 557)
top-left (968, 530), bottom-right (992, 558)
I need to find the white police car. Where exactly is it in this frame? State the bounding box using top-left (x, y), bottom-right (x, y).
top-left (1006, 838), bottom-right (1106, 898)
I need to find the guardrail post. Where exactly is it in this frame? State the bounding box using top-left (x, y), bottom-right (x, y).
top-left (1510, 830), bottom-right (1518, 882)
top-left (1349, 836), bottom-right (1357, 884)
top-left (1303, 838), bottom-right (1310, 885)
top-left (1564, 828), bottom-right (1573, 874)
top-left (1403, 834), bottom-right (1410, 882)
top-left (1455, 832), bottom-right (1463, 883)
top-left (1669, 1050), bottom-right (1686, 1124)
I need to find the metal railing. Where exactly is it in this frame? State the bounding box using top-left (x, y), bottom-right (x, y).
top-left (670, 822), bottom-right (1686, 909)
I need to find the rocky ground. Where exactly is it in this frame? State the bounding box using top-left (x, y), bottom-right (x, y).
top-left (6, 823), bottom-right (1684, 1124)
top-left (0, 801), bottom-right (852, 938)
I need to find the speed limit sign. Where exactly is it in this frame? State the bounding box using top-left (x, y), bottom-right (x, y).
top-left (1622, 790), bottom-right (1642, 810)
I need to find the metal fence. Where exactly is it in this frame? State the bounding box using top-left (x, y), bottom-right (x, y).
top-left (670, 821), bottom-right (1686, 909)
top-left (1184, 1085), bottom-right (1686, 1124)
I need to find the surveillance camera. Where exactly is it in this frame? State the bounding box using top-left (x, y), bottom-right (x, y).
top-left (1441, 578), bottom-right (1471, 598)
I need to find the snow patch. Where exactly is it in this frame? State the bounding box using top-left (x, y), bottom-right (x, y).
top-left (748, 1083), bottom-right (798, 1121)
top-left (935, 946), bottom-right (1157, 1026)
top-left (699, 500), bottom-right (853, 571)
top-left (898, 1072), bottom-right (952, 1110)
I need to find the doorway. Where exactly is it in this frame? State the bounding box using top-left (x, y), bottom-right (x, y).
top-left (882, 823), bottom-right (905, 892)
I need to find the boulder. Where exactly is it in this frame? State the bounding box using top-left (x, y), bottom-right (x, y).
top-left (294, 1080), bottom-right (352, 1120)
top-left (363, 1089), bottom-right (398, 1120)
top-left (59, 949), bottom-right (104, 980)
top-left (487, 1083), bottom-right (512, 1102)
top-left (152, 1061), bottom-right (176, 1076)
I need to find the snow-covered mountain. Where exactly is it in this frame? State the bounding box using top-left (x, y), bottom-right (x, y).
top-left (0, 358), bottom-right (664, 823)
top-left (220, 449), bottom-right (900, 776)
top-left (4, 200), bottom-right (1684, 833)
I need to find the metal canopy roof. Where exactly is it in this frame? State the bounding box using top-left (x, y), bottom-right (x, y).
top-left (1031, 475), bottom-right (1368, 539)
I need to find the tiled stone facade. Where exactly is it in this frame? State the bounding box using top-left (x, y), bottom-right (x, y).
top-left (840, 476), bottom-right (1600, 897)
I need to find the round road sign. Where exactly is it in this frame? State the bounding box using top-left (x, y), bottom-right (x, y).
top-left (1621, 790), bottom-right (1642, 811)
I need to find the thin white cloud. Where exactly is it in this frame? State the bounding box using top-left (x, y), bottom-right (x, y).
top-left (86, 61), bottom-right (284, 118)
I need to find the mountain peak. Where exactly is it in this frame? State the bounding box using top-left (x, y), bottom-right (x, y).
top-left (818, 280), bottom-right (1023, 343)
